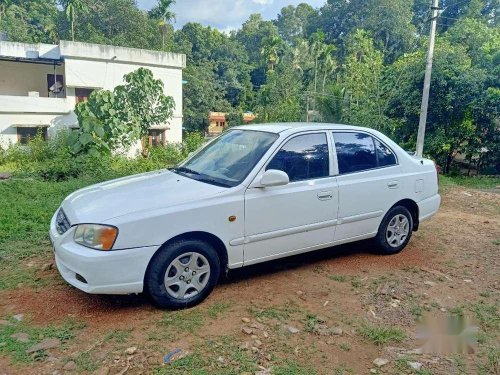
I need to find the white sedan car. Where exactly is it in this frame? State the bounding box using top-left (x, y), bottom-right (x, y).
top-left (50, 123), bottom-right (440, 308)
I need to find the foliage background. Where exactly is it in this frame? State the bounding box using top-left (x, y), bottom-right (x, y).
top-left (0, 0), bottom-right (498, 174)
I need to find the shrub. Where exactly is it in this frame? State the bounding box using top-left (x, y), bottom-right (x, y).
top-left (0, 129), bottom-right (204, 182)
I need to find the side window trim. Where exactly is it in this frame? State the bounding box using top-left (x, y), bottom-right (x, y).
top-left (260, 131), bottom-right (333, 184)
top-left (332, 131), bottom-right (398, 175)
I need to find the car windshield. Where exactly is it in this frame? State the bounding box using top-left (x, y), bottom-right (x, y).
top-left (171, 129), bottom-right (279, 187)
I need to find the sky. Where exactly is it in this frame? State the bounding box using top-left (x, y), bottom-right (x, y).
top-left (136, 0), bottom-right (326, 32)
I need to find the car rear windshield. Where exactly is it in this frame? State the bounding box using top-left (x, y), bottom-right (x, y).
top-left (171, 130), bottom-right (279, 187)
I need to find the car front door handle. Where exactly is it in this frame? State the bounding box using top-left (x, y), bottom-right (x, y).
top-left (317, 191), bottom-right (334, 201)
top-left (387, 181), bottom-right (399, 189)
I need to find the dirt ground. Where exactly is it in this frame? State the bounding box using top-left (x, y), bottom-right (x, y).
top-left (1, 184), bottom-right (499, 375)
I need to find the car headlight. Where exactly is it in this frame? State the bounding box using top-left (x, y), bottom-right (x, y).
top-left (74, 224), bottom-right (118, 250)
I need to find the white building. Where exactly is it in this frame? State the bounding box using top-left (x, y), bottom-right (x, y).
top-left (0, 40), bottom-right (186, 147)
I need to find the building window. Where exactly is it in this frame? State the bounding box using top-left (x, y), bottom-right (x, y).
top-left (17, 127), bottom-right (48, 145)
top-left (47, 74), bottom-right (64, 97)
top-left (149, 129), bottom-right (165, 146)
top-left (75, 88), bottom-right (94, 104)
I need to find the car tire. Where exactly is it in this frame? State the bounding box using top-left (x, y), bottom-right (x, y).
top-left (374, 206), bottom-right (413, 255)
top-left (145, 239), bottom-right (221, 309)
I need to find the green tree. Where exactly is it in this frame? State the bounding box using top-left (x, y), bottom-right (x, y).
top-left (71, 68), bottom-right (174, 154)
top-left (60, 0), bottom-right (87, 41)
top-left (274, 3), bottom-right (316, 44)
top-left (388, 40), bottom-right (489, 172)
top-left (260, 35), bottom-right (283, 72)
top-left (149, 0), bottom-right (175, 50)
top-left (342, 30), bottom-right (389, 130)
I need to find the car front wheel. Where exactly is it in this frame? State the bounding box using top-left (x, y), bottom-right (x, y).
top-left (374, 206), bottom-right (413, 255)
top-left (145, 239), bottom-right (220, 309)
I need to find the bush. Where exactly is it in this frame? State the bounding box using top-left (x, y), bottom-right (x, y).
top-left (0, 130), bottom-right (205, 182)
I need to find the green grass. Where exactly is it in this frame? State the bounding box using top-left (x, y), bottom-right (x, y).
top-left (338, 343), bottom-right (351, 352)
top-left (160, 308), bottom-right (205, 339)
top-left (104, 329), bottom-right (132, 343)
top-left (0, 317), bottom-right (85, 363)
top-left (359, 323), bottom-right (406, 346)
top-left (439, 175), bottom-right (499, 189)
top-left (74, 351), bottom-right (100, 372)
top-left (469, 301), bottom-right (499, 330)
top-left (207, 302), bottom-right (231, 318)
top-left (329, 275), bottom-right (347, 282)
top-left (250, 301), bottom-right (300, 321)
top-left (0, 178), bottom-right (98, 290)
top-left (273, 361), bottom-right (317, 375)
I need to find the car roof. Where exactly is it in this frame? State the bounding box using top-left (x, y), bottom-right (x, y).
top-left (233, 122), bottom-right (370, 134)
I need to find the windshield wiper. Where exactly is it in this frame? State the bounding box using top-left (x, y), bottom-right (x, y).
top-left (171, 166), bottom-right (200, 175)
top-left (195, 176), bottom-right (232, 188)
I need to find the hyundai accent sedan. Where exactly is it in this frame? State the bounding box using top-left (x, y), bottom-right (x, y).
top-left (50, 123), bottom-right (440, 308)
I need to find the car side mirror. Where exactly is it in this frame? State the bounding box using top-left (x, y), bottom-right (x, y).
top-left (259, 169), bottom-right (289, 187)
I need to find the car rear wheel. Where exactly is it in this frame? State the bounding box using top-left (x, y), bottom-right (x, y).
top-left (374, 206), bottom-right (413, 255)
top-left (145, 239), bottom-right (220, 309)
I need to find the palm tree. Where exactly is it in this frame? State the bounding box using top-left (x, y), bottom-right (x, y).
top-left (321, 45), bottom-right (337, 94)
top-left (260, 35), bottom-right (283, 72)
top-left (60, 0), bottom-right (87, 41)
top-left (150, 0), bottom-right (176, 49)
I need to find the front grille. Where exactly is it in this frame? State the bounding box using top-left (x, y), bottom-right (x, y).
top-left (55, 209), bottom-right (71, 234)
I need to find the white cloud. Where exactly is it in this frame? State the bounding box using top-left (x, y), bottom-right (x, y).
top-left (137, 0), bottom-right (326, 31)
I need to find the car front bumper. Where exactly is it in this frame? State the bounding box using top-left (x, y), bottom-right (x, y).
top-left (49, 210), bottom-right (159, 295)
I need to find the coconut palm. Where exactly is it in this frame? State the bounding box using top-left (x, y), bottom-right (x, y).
top-left (150, 0), bottom-right (176, 49)
top-left (260, 35), bottom-right (283, 72)
top-left (60, 0), bottom-right (87, 41)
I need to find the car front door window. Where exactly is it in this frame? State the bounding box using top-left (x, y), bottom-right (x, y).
top-left (266, 133), bottom-right (330, 182)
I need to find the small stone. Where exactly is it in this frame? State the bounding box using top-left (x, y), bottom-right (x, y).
top-left (463, 279), bottom-right (473, 283)
top-left (331, 327), bottom-right (343, 336)
top-left (0, 320), bottom-right (13, 327)
top-left (287, 326), bottom-right (300, 334)
top-left (326, 339), bottom-right (335, 345)
top-left (0, 172), bottom-right (12, 180)
top-left (424, 281), bottom-right (436, 287)
top-left (263, 331), bottom-right (269, 338)
top-left (313, 324), bottom-right (331, 336)
top-left (41, 263), bottom-right (54, 271)
top-left (296, 290), bottom-right (303, 296)
top-left (46, 356), bottom-right (58, 363)
top-left (13, 314), bottom-right (24, 322)
top-left (254, 339), bottom-right (262, 347)
top-left (251, 346), bottom-right (259, 353)
top-left (250, 322), bottom-right (265, 330)
top-left (217, 356), bottom-right (225, 363)
top-left (241, 317), bottom-right (251, 323)
top-left (408, 361), bottom-right (422, 371)
top-left (373, 358), bottom-right (389, 367)
top-left (370, 369), bottom-right (377, 374)
top-left (26, 338), bottom-right (61, 353)
top-left (242, 327), bottom-right (253, 335)
top-left (10, 332), bottom-right (29, 343)
top-left (440, 307), bottom-right (447, 312)
top-left (124, 347), bottom-right (137, 355)
top-left (239, 342), bottom-right (250, 350)
top-left (251, 334), bottom-right (258, 339)
top-left (63, 361), bottom-right (76, 371)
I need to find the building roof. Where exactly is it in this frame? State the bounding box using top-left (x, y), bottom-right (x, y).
top-left (0, 40), bottom-right (186, 69)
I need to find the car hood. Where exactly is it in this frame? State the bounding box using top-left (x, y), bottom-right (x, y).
top-left (61, 170), bottom-right (226, 224)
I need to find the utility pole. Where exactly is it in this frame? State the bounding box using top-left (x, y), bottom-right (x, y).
top-left (416, 0), bottom-right (439, 157)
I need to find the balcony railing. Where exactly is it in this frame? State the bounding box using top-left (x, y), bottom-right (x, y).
top-left (0, 95), bottom-right (72, 114)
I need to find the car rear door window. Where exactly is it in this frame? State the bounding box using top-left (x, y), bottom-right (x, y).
top-left (374, 138), bottom-right (397, 167)
top-left (333, 132), bottom-right (377, 174)
top-left (266, 133), bottom-right (329, 182)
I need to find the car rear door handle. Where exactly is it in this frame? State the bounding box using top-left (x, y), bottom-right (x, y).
top-left (387, 181), bottom-right (399, 189)
top-left (317, 191), bottom-right (333, 200)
